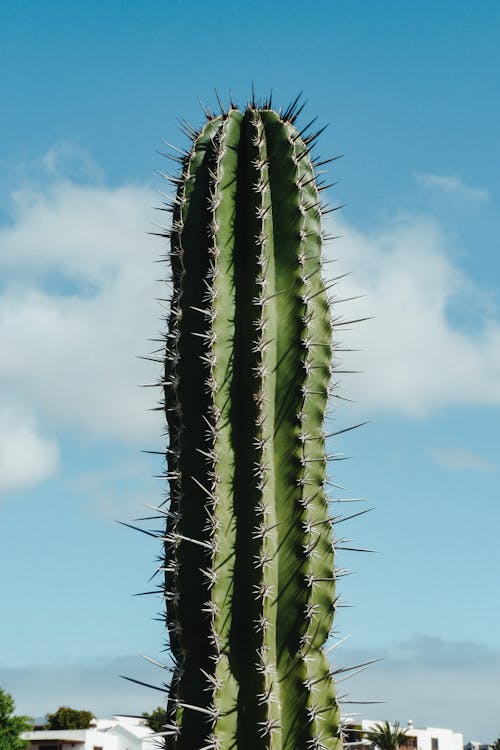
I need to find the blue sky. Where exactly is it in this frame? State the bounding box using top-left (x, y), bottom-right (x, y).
top-left (1, 0), bottom-right (499, 741)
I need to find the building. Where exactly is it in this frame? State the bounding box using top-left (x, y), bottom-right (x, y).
top-left (24, 714), bottom-right (468, 750)
top-left (23, 715), bottom-right (158, 750)
top-left (344, 719), bottom-right (464, 750)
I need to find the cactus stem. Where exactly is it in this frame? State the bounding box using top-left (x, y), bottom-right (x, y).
top-left (155, 105), bottom-right (352, 750)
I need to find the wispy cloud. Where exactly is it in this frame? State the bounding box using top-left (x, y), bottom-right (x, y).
top-left (66, 461), bottom-right (160, 519)
top-left (430, 447), bottom-right (495, 472)
top-left (415, 172), bottom-right (489, 205)
top-left (40, 142), bottom-right (105, 183)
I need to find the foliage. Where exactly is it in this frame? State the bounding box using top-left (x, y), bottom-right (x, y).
top-left (491, 738), bottom-right (500, 750)
top-left (45, 707), bottom-right (94, 730)
top-left (143, 707), bottom-right (167, 734)
top-left (364, 721), bottom-right (409, 750)
top-left (0, 687), bottom-right (32, 750)
top-left (143, 96), bottom-right (360, 750)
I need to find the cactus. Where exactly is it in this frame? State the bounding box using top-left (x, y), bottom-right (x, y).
top-left (152, 97), bottom-right (354, 750)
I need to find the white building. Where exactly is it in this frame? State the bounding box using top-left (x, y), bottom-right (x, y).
top-left (24, 714), bottom-right (467, 750)
top-left (347, 720), bottom-right (464, 750)
top-left (23, 715), bottom-right (158, 750)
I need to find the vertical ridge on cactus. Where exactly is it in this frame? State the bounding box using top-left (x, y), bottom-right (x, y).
top-left (160, 102), bottom-right (344, 750)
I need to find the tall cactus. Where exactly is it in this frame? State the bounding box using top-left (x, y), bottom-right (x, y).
top-left (158, 97), bottom-right (348, 750)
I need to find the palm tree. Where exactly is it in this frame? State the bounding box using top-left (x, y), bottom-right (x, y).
top-left (365, 721), bottom-right (409, 750)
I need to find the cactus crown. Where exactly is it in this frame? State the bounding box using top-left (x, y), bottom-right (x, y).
top-left (156, 97), bottom-right (348, 750)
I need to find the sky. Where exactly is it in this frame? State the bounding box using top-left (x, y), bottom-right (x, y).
top-left (0, 0), bottom-right (499, 742)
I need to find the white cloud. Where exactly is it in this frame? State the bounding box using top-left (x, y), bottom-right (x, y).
top-left (328, 215), bottom-right (500, 416)
top-left (0, 407), bottom-right (59, 493)
top-left (1, 180), bottom-right (154, 281)
top-left (415, 172), bottom-right (489, 205)
top-left (0, 179), bottom-right (164, 445)
top-left (430, 447), bottom-right (495, 472)
top-left (1, 162), bottom-right (500, 470)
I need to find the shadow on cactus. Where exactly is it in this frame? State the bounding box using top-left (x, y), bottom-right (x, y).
top-left (128, 94), bottom-right (371, 750)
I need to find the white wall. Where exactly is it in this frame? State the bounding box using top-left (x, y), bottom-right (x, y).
top-left (361, 720), bottom-right (464, 750)
top-left (409, 726), bottom-right (464, 750)
top-left (24, 716), bottom-right (154, 750)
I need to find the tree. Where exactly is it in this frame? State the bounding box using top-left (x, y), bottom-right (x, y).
top-left (365, 721), bottom-right (409, 750)
top-left (45, 707), bottom-right (94, 730)
top-left (142, 706), bottom-right (167, 734)
top-left (491, 737), bottom-right (500, 750)
top-left (0, 687), bottom-right (32, 750)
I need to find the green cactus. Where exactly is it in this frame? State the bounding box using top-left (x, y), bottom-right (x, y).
top-left (152, 97), bottom-right (358, 750)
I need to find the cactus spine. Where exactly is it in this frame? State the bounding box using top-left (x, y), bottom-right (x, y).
top-left (161, 100), bottom-right (343, 750)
